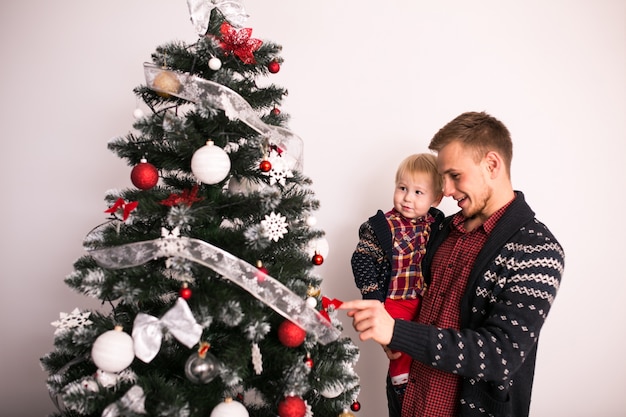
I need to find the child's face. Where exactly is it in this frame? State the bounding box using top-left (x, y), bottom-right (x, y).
top-left (393, 171), bottom-right (440, 219)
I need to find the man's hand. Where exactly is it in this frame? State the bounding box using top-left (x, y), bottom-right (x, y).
top-left (339, 299), bottom-right (395, 345)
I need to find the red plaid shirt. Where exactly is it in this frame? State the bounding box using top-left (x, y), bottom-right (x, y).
top-left (402, 203), bottom-right (510, 417)
top-left (385, 209), bottom-right (434, 300)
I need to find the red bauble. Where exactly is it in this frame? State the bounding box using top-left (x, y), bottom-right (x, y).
top-left (351, 400), bottom-right (361, 412)
top-left (312, 253), bottom-right (324, 266)
top-left (304, 355), bottom-right (314, 369)
top-left (268, 61), bottom-right (280, 74)
top-left (256, 260), bottom-right (268, 283)
top-left (179, 284), bottom-right (192, 300)
top-left (131, 159), bottom-right (159, 190)
top-left (277, 320), bottom-right (306, 348)
top-left (271, 107), bottom-right (281, 115)
top-left (259, 159), bottom-right (272, 172)
top-left (277, 395), bottom-right (306, 417)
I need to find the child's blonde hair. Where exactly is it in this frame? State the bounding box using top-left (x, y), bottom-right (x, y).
top-left (395, 153), bottom-right (443, 197)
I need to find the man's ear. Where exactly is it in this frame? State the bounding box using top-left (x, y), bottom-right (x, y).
top-left (484, 151), bottom-right (503, 178)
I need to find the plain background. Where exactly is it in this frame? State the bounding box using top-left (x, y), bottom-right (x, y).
top-left (1, 1), bottom-right (625, 416)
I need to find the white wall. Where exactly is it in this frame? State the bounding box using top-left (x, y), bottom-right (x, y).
top-left (1, 1), bottom-right (624, 416)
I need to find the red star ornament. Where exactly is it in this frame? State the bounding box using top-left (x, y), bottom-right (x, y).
top-left (218, 21), bottom-right (262, 64)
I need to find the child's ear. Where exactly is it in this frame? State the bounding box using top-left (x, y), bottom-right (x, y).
top-left (432, 193), bottom-right (443, 207)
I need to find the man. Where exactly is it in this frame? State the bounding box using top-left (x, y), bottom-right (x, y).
top-left (341, 111), bottom-right (564, 417)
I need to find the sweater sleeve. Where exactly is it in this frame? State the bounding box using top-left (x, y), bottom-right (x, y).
top-left (351, 220), bottom-right (387, 302)
top-left (388, 220), bottom-right (565, 384)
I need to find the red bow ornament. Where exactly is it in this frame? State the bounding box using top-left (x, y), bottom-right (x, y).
top-left (320, 297), bottom-right (343, 322)
top-left (105, 198), bottom-right (138, 221)
top-left (218, 21), bottom-right (262, 64)
top-left (160, 185), bottom-right (204, 207)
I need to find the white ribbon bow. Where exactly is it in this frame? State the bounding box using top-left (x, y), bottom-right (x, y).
top-left (132, 298), bottom-right (203, 363)
top-left (186, 0), bottom-right (249, 34)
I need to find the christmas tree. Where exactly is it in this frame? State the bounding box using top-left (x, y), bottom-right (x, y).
top-left (40, 2), bottom-right (360, 417)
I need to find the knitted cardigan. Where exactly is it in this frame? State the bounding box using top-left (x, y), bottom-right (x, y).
top-left (389, 191), bottom-right (564, 417)
top-left (351, 207), bottom-right (445, 302)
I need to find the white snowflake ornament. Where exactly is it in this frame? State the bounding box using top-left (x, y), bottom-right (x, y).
top-left (51, 308), bottom-right (93, 335)
top-left (263, 149), bottom-right (294, 186)
top-left (260, 212), bottom-right (288, 242)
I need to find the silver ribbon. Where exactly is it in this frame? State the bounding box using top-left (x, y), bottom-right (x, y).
top-left (186, 0), bottom-right (249, 34)
top-left (90, 237), bottom-right (340, 345)
top-left (144, 63), bottom-right (303, 171)
top-left (101, 385), bottom-right (146, 417)
top-left (132, 298), bottom-right (203, 363)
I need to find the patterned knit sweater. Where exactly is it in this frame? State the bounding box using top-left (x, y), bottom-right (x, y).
top-left (351, 207), bottom-right (445, 302)
top-left (389, 191), bottom-right (564, 417)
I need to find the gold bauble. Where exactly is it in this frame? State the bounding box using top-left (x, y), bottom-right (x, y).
top-left (338, 412), bottom-right (355, 417)
top-left (307, 285), bottom-right (321, 298)
top-left (153, 71), bottom-right (181, 97)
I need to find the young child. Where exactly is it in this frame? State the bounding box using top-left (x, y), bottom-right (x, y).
top-left (351, 153), bottom-right (444, 414)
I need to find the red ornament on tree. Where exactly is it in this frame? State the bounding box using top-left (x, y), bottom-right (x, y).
top-left (304, 354), bottom-right (314, 369)
top-left (259, 159), bottom-right (272, 172)
top-left (131, 158), bottom-right (159, 190)
top-left (256, 260), bottom-right (268, 283)
top-left (179, 283), bottom-right (192, 300)
top-left (277, 395), bottom-right (306, 417)
top-left (268, 60), bottom-right (280, 74)
top-left (218, 21), bottom-right (262, 64)
top-left (312, 252), bottom-right (324, 266)
top-left (277, 320), bottom-right (306, 348)
top-left (271, 107), bottom-right (281, 115)
top-left (351, 400), bottom-right (361, 412)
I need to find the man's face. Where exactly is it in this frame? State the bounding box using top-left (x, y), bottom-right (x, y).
top-left (437, 141), bottom-right (492, 220)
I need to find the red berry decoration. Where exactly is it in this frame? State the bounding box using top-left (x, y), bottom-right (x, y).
top-left (277, 395), bottom-right (306, 417)
top-left (179, 283), bottom-right (192, 300)
top-left (268, 60), bottom-right (280, 74)
top-left (312, 252), bottom-right (324, 266)
top-left (277, 320), bottom-right (306, 348)
top-left (351, 400), bottom-right (361, 412)
top-left (131, 158), bottom-right (159, 190)
top-left (271, 107), bottom-right (281, 115)
top-left (259, 159), bottom-right (272, 172)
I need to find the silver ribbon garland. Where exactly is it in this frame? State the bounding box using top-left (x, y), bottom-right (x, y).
top-left (132, 298), bottom-right (203, 363)
top-left (89, 236), bottom-right (340, 345)
top-left (101, 385), bottom-right (146, 417)
top-left (186, 0), bottom-right (249, 34)
top-left (143, 63), bottom-right (304, 171)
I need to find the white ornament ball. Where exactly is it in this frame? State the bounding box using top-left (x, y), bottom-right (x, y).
top-left (306, 215), bottom-right (318, 227)
top-left (320, 381), bottom-right (344, 398)
top-left (210, 397), bottom-right (249, 417)
top-left (91, 326), bottom-right (135, 373)
top-left (208, 57), bottom-right (222, 70)
top-left (306, 297), bottom-right (317, 308)
top-left (133, 108), bottom-right (145, 119)
top-left (191, 140), bottom-right (231, 184)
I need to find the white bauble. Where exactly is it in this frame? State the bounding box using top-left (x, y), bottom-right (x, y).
top-left (208, 57), bottom-right (222, 70)
top-left (133, 108), bottom-right (145, 119)
top-left (210, 398), bottom-right (249, 417)
top-left (320, 381), bottom-right (344, 398)
top-left (191, 140), bottom-right (231, 184)
top-left (91, 326), bottom-right (134, 373)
